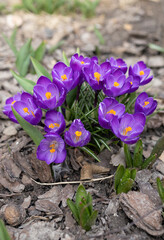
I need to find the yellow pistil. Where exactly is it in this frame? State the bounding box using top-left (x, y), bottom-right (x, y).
top-left (49, 143), bottom-right (56, 153)
top-left (130, 81), bottom-right (133, 85)
top-left (11, 100), bottom-right (16, 105)
top-left (107, 109), bottom-right (116, 115)
top-left (139, 70), bottom-right (144, 76)
top-left (75, 131), bottom-right (82, 141)
top-left (61, 74), bottom-right (67, 81)
top-left (123, 126), bottom-right (132, 136)
top-left (114, 82), bottom-right (119, 87)
top-left (23, 107), bottom-right (30, 114)
top-left (45, 92), bottom-right (52, 100)
top-left (31, 111), bottom-right (35, 117)
top-left (81, 61), bottom-right (85, 64)
top-left (94, 72), bottom-right (101, 84)
top-left (143, 101), bottom-right (149, 107)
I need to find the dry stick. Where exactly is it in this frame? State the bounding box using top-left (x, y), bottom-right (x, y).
top-left (31, 175), bottom-right (114, 186)
top-left (88, 204), bottom-right (164, 238)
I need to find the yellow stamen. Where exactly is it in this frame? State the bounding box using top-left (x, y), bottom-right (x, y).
top-left (75, 131), bottom-right (82, 141)
top-left (81, 61), bottom-right (84, 64)
top-left (107, 109), bottom-right (116, 115)
top-left (139, 70), bottom-right (144, 76)
top-left (123, 126), bottom-right (132, 136)
top-left (114, 82), bottom-right (119, 87)
top-left (54, 123), bottom-right (60, 127)
top-left (61, 74), bottom-right (67, 81)
top-left (143, 101), bottom-right (149, 107)
top-left (118, 65), bottom-right (121, 68)
top-left (94, 72), bottom-right (101, 84)
top-left (49, 123), bottom-right (55, 129)
top-left (50, 148), bottom-right (55, 153)
top-left (130, 81), bottom-right (132, 85)
top-left (31, 111), bottom-right (35, 117)
top-left (23, 107), bottom-right (30, 114)
top-left (45, 92), bottom-right (52, 99)
top-left (49, 143), bottom-right (56, 153)
top-left (11, 100), bottom-right (16, 105)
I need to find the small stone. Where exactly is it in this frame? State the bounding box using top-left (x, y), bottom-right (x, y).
top-left (105, 199), bottom-right (119, 216)
top-left (148, 56), bottom-right (164, 68)
top-left (135, 169), bottom-right (152, 185)
top-left (3, 126), bottom-right (17, 136)
top-left (155, 160), bottom-right (164, 175)
top-left (4, 204), bottom-right (26, 226)
top-left (21, 196), bottom-right (31, 209)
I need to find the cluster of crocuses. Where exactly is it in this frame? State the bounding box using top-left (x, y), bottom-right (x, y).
top-left (3, 54), bottom-right (157, 165)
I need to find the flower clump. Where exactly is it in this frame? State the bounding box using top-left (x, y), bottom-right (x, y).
top-left (3, 54), bottom-right (157, 165)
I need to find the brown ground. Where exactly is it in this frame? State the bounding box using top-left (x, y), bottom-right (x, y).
top-left (0, 0), bottom-right (164, 239)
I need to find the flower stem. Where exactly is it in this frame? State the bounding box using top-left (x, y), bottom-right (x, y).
top-left (94, 90), bottom-right (100, 107)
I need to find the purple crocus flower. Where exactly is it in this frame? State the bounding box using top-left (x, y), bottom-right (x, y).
top-left (98, 97), bottom-right (125, 129)
top-left (103, 69), bottom-right (131, 97)
top-left (52, 62), bottom-right (79, 92)
top-left (126, 75), bottom-right (140, 93)
top-left (111, 113), bottom-right (146, 144)
top-left (135, 92), bottom-right (157, 116)
top-left (83, 61), bottom-right (111, 90)
top-left (3, 92), bottom-right (21, 123)
top-left (37, 133), bottom-right (66, 164)
top-left (64, 119), bottom-right (91, 147)
top-left (13, 92), bottom-right (42, 125)
top-left (33, 76), bottom-right (66, 109)
top-left (107, 57), bottom-right (127, 74)
top-left (129, 61), bottom-right (153, 86)
top-left (44, 110), bottom-right (66, 134)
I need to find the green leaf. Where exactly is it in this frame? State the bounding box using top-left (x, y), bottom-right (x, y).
top-left (62, 51), bottom-right (70, 66)
top-left (94, 26), bottom-right (105, 45)
top-left (156, 178), bottom-right (164, 203)
top-left (86, 193), bottom-right (93, 214)
top-left (149, 43), bottom-right (164, 53)
top-left (34, 41), bottom-right (46, 62)
top-left (121, 168), bottom-right (131, 183)
top-left (76, 185), bottom-right (88, 208)
top-left (11, 70), bottom-right (35, 95)
top-left (2, 29), bottom-right (18, 57)
top-left (99, 139), bottom-right (111, 152)
top-left (12, 107), bottom-right (44, 146)
top-left (66, 87), bottom-right (78, 108)
top-left (76, 47), bottom-right (80, 55)
top-left (130, 169), bottom-right (137, 181)
top-left (116, 178), bottom-right (134, 194)
top-left (114, 165), bottom-right (125, 190)
top-left (67, 199), bottom-right (79, 223)
top-left (141, 154), bottom-right (156, 169)
top-left (79, 146), bottom-right (101, 162)
top-left (151, 136), bottom-right (164, 161)
top-left (86, 210), bottom-right (98, 229)
top-left (0, 219), bottom-right (11, 240)
top-left (31, 57), bottom-right (52, 80)
top-left (79, 204), bottom-right (91, 231)
top-left (133, 139), bottom-right (143, 167)
top-left (16, 39), bottom-right (32, 76)
top-left (124, 143), bottom-right (132, 168)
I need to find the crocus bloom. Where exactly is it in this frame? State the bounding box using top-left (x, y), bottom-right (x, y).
top-left (44, 110), bottom-right (66, 134)
top-left (129, 61), bottom-right (153, 86)
top-left (12, 92), bottom-right (42, 125)
top-left (64, 119), bottom-right (91, 147)
top-left (3, 92), bottom-right (21, 123)
top-left (98, 97), bottom-right (125, 129)
top-left (37, 133), bottom-right (66, 164)
top-left (83, 61), bottom-right (111, 90)
top-left (52, 62), bottom-right (79, 92)
top-left (107, 57), bottom-right (127, 74)
top-left (111, 113), bottom-right (146, 144)
top-left (103, 69), bottom-right (131, 97)
top-left (135, 92), bottom-right (157, 116)
top-left (126, 75), bottom-right (140, 93)
top-left (33, 76), bottom-right (66, 109)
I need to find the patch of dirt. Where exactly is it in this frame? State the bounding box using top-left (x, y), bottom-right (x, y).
top-left (0, 0), bottom-right (164, 239)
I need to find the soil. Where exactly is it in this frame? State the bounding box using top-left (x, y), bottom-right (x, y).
top-left (0, 0), bottom-right (164, 239)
